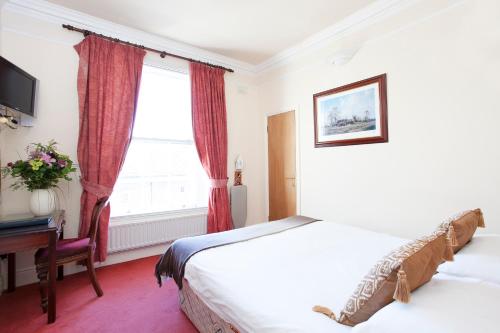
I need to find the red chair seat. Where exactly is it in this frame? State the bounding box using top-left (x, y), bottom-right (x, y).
top-left (35, 238), bottom-right (92, 264)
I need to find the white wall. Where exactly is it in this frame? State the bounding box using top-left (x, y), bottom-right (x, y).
top-left (226, 74), bottom-right (267, 226)
top-left (1, 0), bottom-right (499, 288)
top-left (0, 8), bottom-right (265, 286)
top-left (258, 0), bottom-right (500, 238)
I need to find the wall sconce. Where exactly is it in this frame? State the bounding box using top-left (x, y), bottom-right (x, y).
top-left (329, 46), bottom-right (361, 66)
top-left (0, 113), bottom-right (18, 129)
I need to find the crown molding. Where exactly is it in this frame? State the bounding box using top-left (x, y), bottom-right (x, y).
top-left (3, 0), bottom-right (257, 75)
top-left (255, 0), bottom-right (422, 73)
top-left (3, 0), bottom-right (451, 76)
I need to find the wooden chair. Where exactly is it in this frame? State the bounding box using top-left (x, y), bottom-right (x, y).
top-left (35, 196), bottom-right (110, 312)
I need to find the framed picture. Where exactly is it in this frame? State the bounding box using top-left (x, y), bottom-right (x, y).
top-left (313, 74), bottom-right (388, 147)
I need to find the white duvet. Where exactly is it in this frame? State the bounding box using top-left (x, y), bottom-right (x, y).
top-left (184, 221), bottom-right (408, 333)
top-left (352, 273), bottom-right (500, 333)
top-left (184, 221), bottom-right (500, 333)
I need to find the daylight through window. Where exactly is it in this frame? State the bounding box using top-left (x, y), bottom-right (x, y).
top-left (110, 66), bottom-right (208, 217)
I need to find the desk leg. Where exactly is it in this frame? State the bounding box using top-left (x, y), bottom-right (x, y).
top-left (7, 253), bottom-right (15, 293)
top-left (47, 231), bottom-right (57, 324)
top-left (57, 264), bottom-right (64, 281)
top-left (57, 228), bottom-right (64, 281)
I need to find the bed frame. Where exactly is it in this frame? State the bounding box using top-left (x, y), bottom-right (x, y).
top-left (180, 279), bottom-right (241, 333)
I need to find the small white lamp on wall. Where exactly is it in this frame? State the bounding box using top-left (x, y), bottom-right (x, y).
top-left (329, 46), bottom-right (361, 66)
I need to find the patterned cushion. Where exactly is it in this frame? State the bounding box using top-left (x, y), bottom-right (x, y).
top-left (436, 209), bottom-right (485, 253)
top-left (337, 231), bottom-right (448, 326)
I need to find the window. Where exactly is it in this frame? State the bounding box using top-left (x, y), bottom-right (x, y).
top-left (110, 65), bottom-right (208, 217)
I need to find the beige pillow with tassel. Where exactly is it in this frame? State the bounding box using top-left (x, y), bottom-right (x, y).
top-left (437, 209), bottom-right (485, 253)
top-left (313, 230), bottom-right (452, 326)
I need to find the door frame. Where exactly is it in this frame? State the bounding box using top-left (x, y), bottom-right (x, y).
top-left (264, 107), bottom-right (301, 221)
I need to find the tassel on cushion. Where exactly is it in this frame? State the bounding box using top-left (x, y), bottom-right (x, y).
top-left (444, 235), bottom-right (455, 261)
top-left (477, 209), bottom-right (485, 228)
top-left (447, 224), bottom-right (458, 247)
top-left (313, 305), bottom-right (337, 321)
top-left (393, 267), bottom-right (410, 303)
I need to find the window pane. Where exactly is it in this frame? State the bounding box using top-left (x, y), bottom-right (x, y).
top-left (132, 66), bottom-right (193, 140)
top-left (110, 66), bottom-right (208, 217)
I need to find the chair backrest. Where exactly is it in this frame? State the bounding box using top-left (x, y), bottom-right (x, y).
top-left (88, 196), bottom-right (110, 244)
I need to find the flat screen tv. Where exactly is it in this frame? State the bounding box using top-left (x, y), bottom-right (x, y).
top-left (0, 56), bottom-right (37, 117)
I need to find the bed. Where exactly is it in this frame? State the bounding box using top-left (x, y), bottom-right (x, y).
top-left (156, 217), bottom-right (499, 333)
top-left (351, 273), bottom-right (500, 333)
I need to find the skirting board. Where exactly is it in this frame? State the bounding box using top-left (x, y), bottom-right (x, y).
top-left (0, 243), bottom-right (170, 290)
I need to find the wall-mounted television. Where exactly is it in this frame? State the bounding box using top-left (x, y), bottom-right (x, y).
top-left (0, 56), bottom-right (37, 117)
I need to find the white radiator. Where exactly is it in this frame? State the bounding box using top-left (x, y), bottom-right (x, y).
top-left (108, 209), bottom-right (207, 253)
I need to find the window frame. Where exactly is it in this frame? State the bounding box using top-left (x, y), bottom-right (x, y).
top-left (110, 207), bottom-right (208, 225)
top-left (110, 60), bottom-right (208, 223)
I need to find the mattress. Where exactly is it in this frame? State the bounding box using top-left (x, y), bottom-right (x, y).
top-left (180, 279), bottom-right (239, 333)
top-left (183, 221), bottom-right (408, 333)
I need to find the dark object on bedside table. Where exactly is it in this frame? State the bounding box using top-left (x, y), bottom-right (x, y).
top-left (35, 196), bottom-right (110, 318)
top-left (0, 210), bottom-right (65, 324)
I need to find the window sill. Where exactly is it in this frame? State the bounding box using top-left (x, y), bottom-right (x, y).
top-left (110, 207), bottom-right (208, 226)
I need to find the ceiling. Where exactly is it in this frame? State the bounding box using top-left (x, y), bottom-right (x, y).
top-left (46, 0), bottom-right (376, 64)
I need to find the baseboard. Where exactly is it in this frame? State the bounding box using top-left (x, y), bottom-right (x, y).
top-left (1, 243), bottom-right (169, 290)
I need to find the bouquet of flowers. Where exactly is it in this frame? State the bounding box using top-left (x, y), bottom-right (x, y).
top-left (1, 140), bottom-right (76, 191)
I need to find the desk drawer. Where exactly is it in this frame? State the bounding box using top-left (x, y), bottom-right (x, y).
top-left (0, 232), bottom-right (50, 254)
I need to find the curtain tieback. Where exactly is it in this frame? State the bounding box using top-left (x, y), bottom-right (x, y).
top-left (210, 178), bottom-right (228, 188)
top-left (80, 178), bottom-right (113, 198)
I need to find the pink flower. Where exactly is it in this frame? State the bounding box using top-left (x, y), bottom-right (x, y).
top-left (40, 153), bottom-right (53, 165)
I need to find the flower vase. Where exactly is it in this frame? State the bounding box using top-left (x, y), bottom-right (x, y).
top-left (29, 189), bottom-right (57, 216)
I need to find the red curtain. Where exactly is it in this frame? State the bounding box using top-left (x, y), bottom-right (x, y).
top-left (75, 35), bottom-right (146, 261)
top-left (190, 62), bottom-right (233, 233)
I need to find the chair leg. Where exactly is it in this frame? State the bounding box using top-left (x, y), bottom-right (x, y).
top-left (85, 253), bottom-right (103, 297)
top-left (37, 268), bottom-right (48, 313)
top-left (57, 264), bottom-right (64, 281)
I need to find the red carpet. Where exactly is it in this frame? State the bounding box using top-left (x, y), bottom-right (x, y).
top-left (0, 256), bottom-right (197, 333)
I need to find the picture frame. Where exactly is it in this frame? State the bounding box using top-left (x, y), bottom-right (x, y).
top-left (313, 74), bottom-right (388, 147)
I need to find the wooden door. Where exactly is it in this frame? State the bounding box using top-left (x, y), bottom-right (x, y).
top-left (268, 111), bottom-right (296, 221)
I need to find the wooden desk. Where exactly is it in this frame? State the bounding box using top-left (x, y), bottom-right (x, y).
top-left (0, 211), bottom-right (65, 324)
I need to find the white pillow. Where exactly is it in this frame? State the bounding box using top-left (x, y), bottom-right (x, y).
top-left (352, 273), bottom-right (500, 333)
top-left (438, 234), bottom-right (500, 285)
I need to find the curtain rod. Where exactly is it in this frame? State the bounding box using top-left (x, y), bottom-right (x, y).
top-left (62, 24), bottom-right (234, 73)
